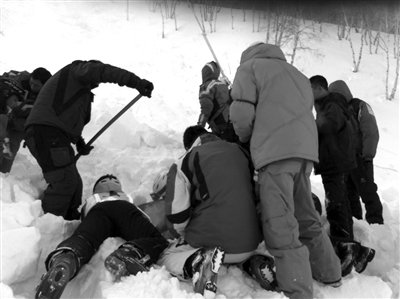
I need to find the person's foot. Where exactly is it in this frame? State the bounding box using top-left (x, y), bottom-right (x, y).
top-left (337, 242), bottom-right (359, 276)
top-left (35, 251), bottom-right (77, 299)
top-left (190, 246), bottom-right (225, 299)
top-left (354, 246), bottom-right (375, 273)
top-left (104, 242), bottom-right (150, 280)
top-left (241, 254), bottom-right (277, 291)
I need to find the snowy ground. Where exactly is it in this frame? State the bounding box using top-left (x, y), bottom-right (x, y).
top-left (0, 1), bottom-right (399, 298)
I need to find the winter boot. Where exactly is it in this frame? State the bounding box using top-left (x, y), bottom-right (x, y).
top-left (184, 246), bottom-right (225, 299)
top-left (354, 245), bottom-right (375, 273)
top-left (35, 249), bottom-right (79, 299)
top-left (104, 241), bottom-right (151, 281)
top-left (240, 254), bottom-right (277, 291)
top-left (336, 241), bottom-right (360, 277)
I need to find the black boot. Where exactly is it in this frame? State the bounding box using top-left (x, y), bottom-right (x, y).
top-left (35, 249), bottom-right (79, 299)
top-left (336, 242), bottom-right (360, 277)
top-left (183, 246), bottom-right (225, 298)
top-left (354, 245), bottom-right (375, 273)
top-left (240, 254), bottom-right (277, 291)
top-left (104, 241), bottom-right (151, 281)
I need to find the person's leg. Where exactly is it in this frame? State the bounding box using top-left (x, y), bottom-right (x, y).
top-left (321, 173), bottom-right (354, 240)
top-left (258, 159), bottom-right (313, 299)
top-left (346, 168), bottom-right (363, 220)
top-left (24, 125), bottom-right (81, 220)
top-left (294, 161), bottom-right (341, 285)
top-left (359, 160), bottom-right (384, 224)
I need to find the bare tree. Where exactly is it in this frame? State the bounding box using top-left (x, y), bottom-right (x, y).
top-left (342, 6), bottom-right (365, 72)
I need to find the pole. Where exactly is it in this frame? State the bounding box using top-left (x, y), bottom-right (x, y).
top-left (75, 93), bottom-right (143, 161)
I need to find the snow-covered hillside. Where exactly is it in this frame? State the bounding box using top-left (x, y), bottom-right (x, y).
top-left (0, 1), bottom-right (399, 298)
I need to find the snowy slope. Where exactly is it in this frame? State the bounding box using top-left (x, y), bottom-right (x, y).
top-left (0, 1), bottom-right (399, 298)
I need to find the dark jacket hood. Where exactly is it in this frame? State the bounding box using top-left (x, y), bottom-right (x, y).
top-left (329, 80), bottom-right (353, 102)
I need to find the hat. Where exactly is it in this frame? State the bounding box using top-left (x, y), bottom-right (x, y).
top-left (93, 174), bottom-right (122, 194)
top-left (183, 125), bottom-right (208, 150)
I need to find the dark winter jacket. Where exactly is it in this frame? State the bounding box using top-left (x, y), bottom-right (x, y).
top-left (329, 80), bottom-right (379, 160)
top-left (198, 62), bottom-right (231, 134)
top-left (314, 92), bottom-right (357, 175)
top-left (25, 60), bottom-right (141, 143)
top-left (165, 133), bottom-right (262, 254)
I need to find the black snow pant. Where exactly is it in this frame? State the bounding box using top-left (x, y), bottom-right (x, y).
top-left (321, 173), bottom-right (354, 244)
top-left (346, 156), bottom-right (383, 224)
top-left (24, 125), bottom-right (81, 220)
top-left (55, 200), bottom-right (169, 276)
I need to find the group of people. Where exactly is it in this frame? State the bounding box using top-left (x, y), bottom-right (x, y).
top-left (0, 42), bottom-right (383, 299)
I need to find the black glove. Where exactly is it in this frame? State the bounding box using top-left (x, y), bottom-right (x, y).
top-left (136, 79), bottom-right (154, 98)
top-left (76, 137), bottom-right (94, 156)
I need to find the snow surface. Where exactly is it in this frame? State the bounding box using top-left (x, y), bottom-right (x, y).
top-left (0, 1), bottom-right (399, 298)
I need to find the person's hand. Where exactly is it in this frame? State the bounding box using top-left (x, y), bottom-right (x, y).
top-left (136, 79), bottom-right (154, 98)
top-left (76, 137), bottom-right (94, 156)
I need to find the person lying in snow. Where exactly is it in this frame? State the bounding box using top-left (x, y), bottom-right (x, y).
top-left (156, 125), bottom-right (277, 299)
top-left (35, 174), bottom-right (169, 299)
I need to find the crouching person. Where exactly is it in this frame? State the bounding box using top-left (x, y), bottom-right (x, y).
top-left (35, 174), bottom-right (169, 299)
top-left (157, 126), bottom-right (277, 298)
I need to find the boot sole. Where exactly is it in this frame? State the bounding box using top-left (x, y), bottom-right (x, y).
top-left (104, 254), bottom-right (149, 280)
top-left (35, 266), bottom-right (70, 299)
top-left (193, 247), bottom-right (225, 297)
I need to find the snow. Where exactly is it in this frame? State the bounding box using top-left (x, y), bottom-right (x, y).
top-left (0, 1), bottom-right (399, 298)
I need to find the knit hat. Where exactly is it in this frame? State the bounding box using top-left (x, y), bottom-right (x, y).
top-left (93, 174), bottom-right (122, 194)
top-left (329, 80), bottom-right (353, 102)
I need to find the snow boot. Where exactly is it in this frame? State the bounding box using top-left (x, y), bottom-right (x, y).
top-left (184, 246), bottom-right (225, 299)
top-left (336, 241), bottom-right (359, 277)
top-left (104, 241), bottom-right (151, 281)
top-left (240, 254), bottom-right (277, 291)
top-left (35, 249), bottom-right (78, 299)
top-left (354, 245), bottom-right (375, 273)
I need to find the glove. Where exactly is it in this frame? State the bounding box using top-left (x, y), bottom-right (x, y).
top-left (76, 137), bottom-right (94, 156)
top-left (136, 79), bottom-right (154, 98)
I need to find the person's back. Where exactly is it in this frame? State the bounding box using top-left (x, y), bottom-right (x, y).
top-left (180, 135), bottom-right (261, 253)
top-left (313, 91), bottom-right (357, 175)
top-left (230, 43), bottom-right (318, 169)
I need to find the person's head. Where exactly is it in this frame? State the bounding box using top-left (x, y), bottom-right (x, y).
top-left (183, 125), bottom-right (208, 150)
top-left (0, 80), bottom-right (22, 113)
top-left (201, 61), bottom-right (220, 83)
top-left (150, 169), bottom-right (168, 201)
top-left (30, 67), bottom-right (52, 94)
top-left (309, 75), bottom-right (329, 100)
top-left (93, 174), bottom-right (122, 194)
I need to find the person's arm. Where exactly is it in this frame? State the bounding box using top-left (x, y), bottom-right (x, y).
top-left (198, 82), bottom-right (215, 126)
top-left (229, 63), bottom-right (257, 143)
top-left (164, 163), bottom-right (192, 237)
top-left (316, 101), bottom-right (346, 134)
top-left (359, 101), bottom-right (379, 160)
top-left (70, 60), bottom-right (154, 97)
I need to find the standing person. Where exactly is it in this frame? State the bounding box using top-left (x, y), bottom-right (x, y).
top-left (0, 67), bottom-right (52, 173)
top-left (35, 174), bottom-right (169, 299)
top-left (158, 126), bottom-right (276, 298)
top-left (24, 60), bottom-right (154, 220)
top-left (329, 80), bottom-right (383, 224)
top-left (197, 61), bottom-right (238, 142)
top-left (310, 75), bottom-right (375, 275)
top-left (229, 43), bottom-right (341, 299)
